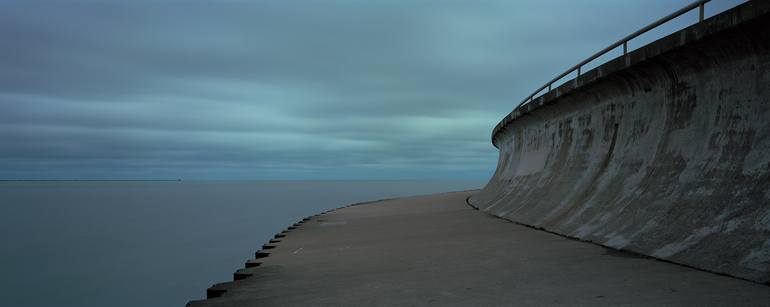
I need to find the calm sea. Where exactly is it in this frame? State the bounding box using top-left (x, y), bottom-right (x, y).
top-left (0, 180), bottom-right (484, 306)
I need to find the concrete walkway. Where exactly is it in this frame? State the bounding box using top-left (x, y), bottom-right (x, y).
top-left (188, 191), bottom-right (770, 306)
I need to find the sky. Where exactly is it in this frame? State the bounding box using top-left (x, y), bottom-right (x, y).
top-left (0, 0), bottom-right (745, 180)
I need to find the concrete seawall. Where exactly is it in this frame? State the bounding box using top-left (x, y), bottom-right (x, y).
top-left (470, 1), bottom-right (770, 283)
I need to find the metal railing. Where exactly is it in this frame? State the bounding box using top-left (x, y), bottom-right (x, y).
top-left (514, 0), bottom-right (711, 111)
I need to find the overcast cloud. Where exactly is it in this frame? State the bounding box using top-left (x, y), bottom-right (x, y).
top-left (0, 0), bottom-right (744, 180)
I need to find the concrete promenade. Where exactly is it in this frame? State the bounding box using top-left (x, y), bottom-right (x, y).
top-left (188, 191), bottom-right (770, 306)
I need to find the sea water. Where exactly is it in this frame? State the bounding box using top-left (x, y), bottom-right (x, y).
top-left (0, 180), bottom-right (484, 306)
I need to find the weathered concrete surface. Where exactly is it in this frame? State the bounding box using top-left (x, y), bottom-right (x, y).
top-left (471, 1), bottom-right (770, 283)
top-left (188, 191), bottom-right (770, 306)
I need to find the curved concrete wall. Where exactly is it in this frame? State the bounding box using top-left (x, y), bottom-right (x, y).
top-left (470, 1), bottom-right (770, 283)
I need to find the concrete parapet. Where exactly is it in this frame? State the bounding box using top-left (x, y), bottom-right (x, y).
top-left (472, 0), bottom-right (770, 283)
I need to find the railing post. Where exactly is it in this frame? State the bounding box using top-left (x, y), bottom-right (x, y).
top-left (574, 66), bottom-right (581, 87)
top-left (548, 83), bottom-right (552, 91)
top-left (624, 41), bottom-right (630, 66)
top-left (699, 3), bottom-right (705, 23)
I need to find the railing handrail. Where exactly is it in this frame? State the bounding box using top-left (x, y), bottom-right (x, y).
top-left (514, 0), bottom-right (711, 111)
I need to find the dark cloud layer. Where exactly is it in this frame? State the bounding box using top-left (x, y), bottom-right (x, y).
top-left (0, 0), bottom-right (744, 179)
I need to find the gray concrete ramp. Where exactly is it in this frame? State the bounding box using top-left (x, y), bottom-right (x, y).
top-left (188, 191), bottom-right (770, 306)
